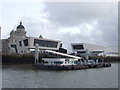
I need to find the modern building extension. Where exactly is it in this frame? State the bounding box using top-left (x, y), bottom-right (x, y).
top-left (71, 43), bottom-right (118, 57)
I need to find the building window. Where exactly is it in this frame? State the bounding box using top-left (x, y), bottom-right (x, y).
top-left (10, 44), bottom-right (18, 53)
top-left (34, 39), bottom-right (58, 48)
top-left (60, 43), bottom-right (62, 47)
top-left (23, 39), bottom-right (28, 46)
top-left (19, 41), bottom-right (22, 46)
top-left (72, 45), bottom-right (84, 49)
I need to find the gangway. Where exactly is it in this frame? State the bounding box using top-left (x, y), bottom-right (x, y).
top-left (45, 50), bottom-right (82, 59)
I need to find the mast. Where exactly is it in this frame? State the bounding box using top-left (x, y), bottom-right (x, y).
top-left (86, 49), bottom-right (89, 60)
top-left (35, 44), bottom-right (39, 64)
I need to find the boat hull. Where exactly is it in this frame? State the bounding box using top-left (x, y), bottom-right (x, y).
top-left (33, 63), bottom-right (111, 70)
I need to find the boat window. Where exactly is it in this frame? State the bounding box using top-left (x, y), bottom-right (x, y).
top-left (78, 59), bottom-right (80, 61)
top-left (54, 61), bottom-right (63, 64)
top-left (44, 61), bottom-right (48, 64)
top-left (74, 61), bottom-right (78, 64)
top-left (65, 59), bottom-right (69, 61)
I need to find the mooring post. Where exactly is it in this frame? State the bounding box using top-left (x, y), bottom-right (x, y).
top-left (35, 44), bottom-right (39, 64)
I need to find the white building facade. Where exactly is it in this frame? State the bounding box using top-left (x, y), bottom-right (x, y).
top-left (2, 22), bottom-right (62, 54)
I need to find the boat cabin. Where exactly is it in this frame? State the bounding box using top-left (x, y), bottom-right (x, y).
top-left (42, 58), bottom-right (80, 66)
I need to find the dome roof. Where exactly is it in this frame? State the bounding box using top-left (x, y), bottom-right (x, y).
top-left (16, 22), bottom-right (25, 29)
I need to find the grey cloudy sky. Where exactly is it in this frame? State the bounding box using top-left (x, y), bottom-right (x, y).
top-left (0, 1), bottom-right (118, 53)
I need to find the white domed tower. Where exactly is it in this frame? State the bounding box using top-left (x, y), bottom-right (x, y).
top-left (15, 22), bottom-right (26, 37)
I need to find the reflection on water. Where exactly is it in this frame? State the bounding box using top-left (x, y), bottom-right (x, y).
top-left (2, 63), bottom-right (118, 88)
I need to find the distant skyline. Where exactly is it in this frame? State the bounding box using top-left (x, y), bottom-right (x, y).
top-left (0, 1), bottom-right (118, 52)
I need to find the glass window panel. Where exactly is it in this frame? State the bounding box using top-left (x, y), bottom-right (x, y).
top-left (72, 45), bottom-right (84, 49)
top-left (23, 39), bottom-right (28, 46)
top-left (19, 41), bottom-right (22, 46)
top-left (34, 39), bottom-right (58, 48)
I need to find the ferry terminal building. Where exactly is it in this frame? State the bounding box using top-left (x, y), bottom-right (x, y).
top-left (2, 22), bottom-right (67, 54)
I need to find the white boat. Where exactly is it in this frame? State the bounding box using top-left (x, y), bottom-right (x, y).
top-left (33, 44), bottom-right (111, 70)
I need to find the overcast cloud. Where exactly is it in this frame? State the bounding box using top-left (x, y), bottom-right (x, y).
top-left (1, 2), bottom-right (118, 53)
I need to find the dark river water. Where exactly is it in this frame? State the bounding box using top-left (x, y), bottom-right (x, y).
top-left (2, 63), bottom-right (118, 88)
